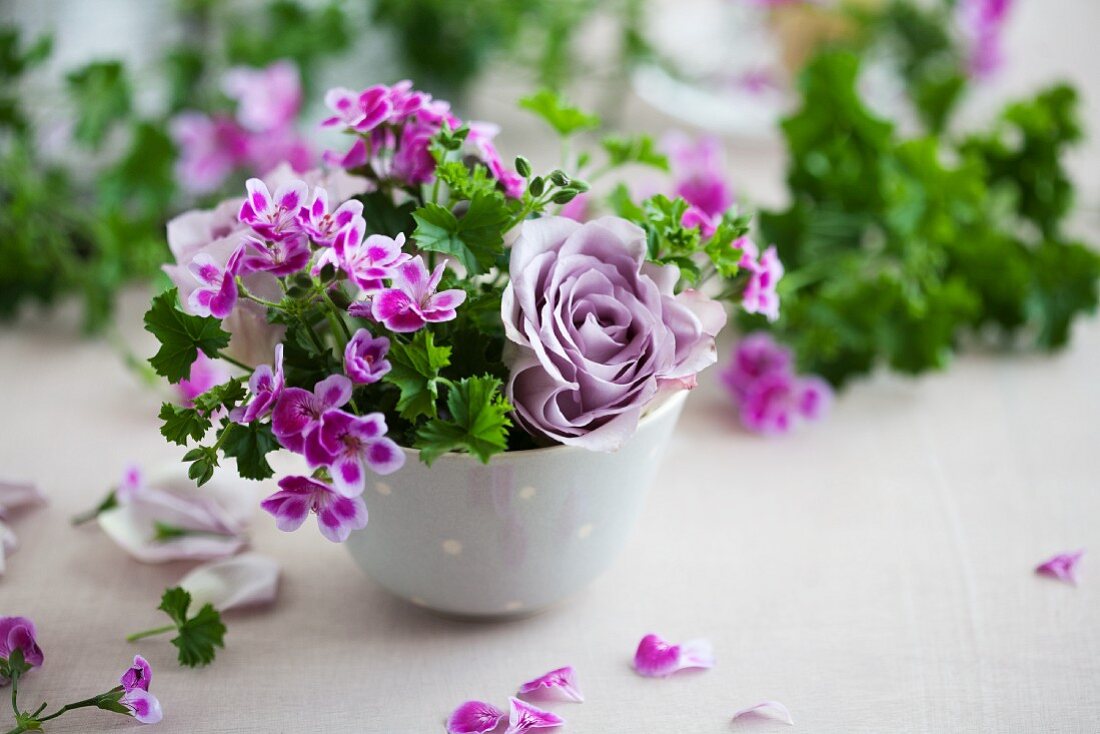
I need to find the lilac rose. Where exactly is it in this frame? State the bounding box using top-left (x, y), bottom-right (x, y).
top-left (501, 216), bottom-right (726, 451)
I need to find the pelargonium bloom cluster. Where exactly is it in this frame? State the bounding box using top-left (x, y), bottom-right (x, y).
top-left (1, 617), bottom-right (162, 728)
top-left (172, 60), bottom-right (313, 195)
top-left (320, 80), bottom-right (524, 195)
top-left (150, 81), bottom-right (783, 548)
top-left (721, 332), bottom-right (831, 435)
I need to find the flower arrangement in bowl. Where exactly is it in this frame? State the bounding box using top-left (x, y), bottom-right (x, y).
top-left (146, 82), bottom-right (777, 617)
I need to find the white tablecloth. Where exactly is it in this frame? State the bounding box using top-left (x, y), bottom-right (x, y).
top-left (1, 285), bottom-right (1098, 733)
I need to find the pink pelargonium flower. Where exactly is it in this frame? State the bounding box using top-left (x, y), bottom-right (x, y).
top-left (304, 410), bottom-right (405, 497)
top-left (738, 370), bottom-right (832, 436)
top-left (372, 256), bottom-right (467, 332)
top-left (664, 132), bottom-right (735, 219)
top-left (468, 122), bottom-right (525, 199)
top-left (119, 655), bottom-right (163, 724)
top-left (344, 330), bottom-right (391, 384)
top-left (737, 236), bottom-right (783, 322)
top-left (517, 666), bottom-right (584, 703)
top-left (177, 352), bottom-right (231, 407)
top-left (681, 205), bottom-right (721, 238)
top-left (446, 700), bottom-right (507, 734)
top-left (0, 616), bottom-right (44, 684)
top-left (298, 186), bottom-right (365, 247)
top-left (187, 245), bottom-right (245, 319)
top-left (391, 121), bottom-right (438, 185)
top-left (386, 80), bottom-right (429, 123)
top-left (316, 217), bottom-right (409, 292)
top-left (170, 112), bottom-right (251, 194)
top-left (632, 633), bottom-right (715, 678)
top-left (239, 178), bottom-right (308, 241)
top-left (322, 85), bottom-right (394, 133)
top-left (230, 344), bottom-right (285, 424)
top-left (504, 697), bottom-right (563, 733)
top-left (261, 475), bottom-right (367, 543)
top-left (239, 233), bottom-right (311, 277)
top-left (720, 331), bottom-right (793, 403)
top-left (1035, 549), bottom-right (1084, 586)
top-left (323, 137), bottom-right (370, 170)
top-left (271, 375), bottom-right (353, 453)
top-left (959, 0), bottom-right (1013, 79)
top-left (222, 60), bottom-right (302, 133)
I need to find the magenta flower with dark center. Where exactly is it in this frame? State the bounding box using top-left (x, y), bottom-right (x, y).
top-left (271, 375), bottom-right (353, 453)
top-left (316, 217), bottom-right (409, 293)
top-left (736, 236), bottom-right (783, 322)
top-left (238, 178), bottom-right (308, 241)
top-left (298, 186), bottom-right (365, 247)
top-left (230, 344), bottom-right (285, 424)
top-left (344, 330), bottom-right (391, 384)
top-left (119, 654), bottom-right (163, 724)
top-left (239, 233), bottom-right (311, 277)
top-left (0, 616), bottom-right (43, 685)
top-left (322, 85), bottom-right (394, 133)
top-left (261, 475), bottom-right (368, 543)
top-left (187, 245), bottom-right (245, 319)
top-left (371, 256), bottom-right (467, 332)
top-left (304, 410), bottom-right (405, 497)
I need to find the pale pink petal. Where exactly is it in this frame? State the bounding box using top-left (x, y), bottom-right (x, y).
top-left (446, 700), bottom-right (506, 734)
top-left (0, 480), bottom-right (45, 514)
top-left (121, 688), bottom-right (164, 724)
top-left (517, 666), bottom-right (584, 703)
top-left (178, 553), bottom-right (280, 611)
top-left (504, 697), bottom-right (563, 733)
top-left (0, 519), bottom-right (16, 575)
top-left (633, 633), bottom-right (715, 678)
top-left (731, 700), bottom-right (794, 726)
top-left (1035, 549), bottom-right (1085, 586)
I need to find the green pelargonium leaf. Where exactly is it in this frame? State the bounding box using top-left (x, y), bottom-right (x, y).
top-left (220, 421), bottom-right (279, 481)
top-left (412, 193), bottom-right (510, 275)
top-left (66, 60), bottom-right (131, 148)
top-left (600, 134), bottom-right (669, 171)
top-left (416, 375), bottom-right (512, 465)
top-left (157, 586), bottom-right (226, 668)
top-left (518, 89), bottom-right (600, 137)
top-left (383, 331), bottom-right (452, 421)
top-left (144, 288), bottom-right (231, 383)
top-left (158, 403), bottom-right (211, 446)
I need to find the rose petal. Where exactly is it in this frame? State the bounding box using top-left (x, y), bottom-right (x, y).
top-left (0, 480), bottom-right (45, 515)
top-left (1035, 549), bottom-right (1085, 586)
top-left (178, 553), bottom-right (281, 611)
top-left (446, 700), bottom-right (507, 734)
top-left (731, 700), bottom-right (794, 726)
top-left (504, 697), bottom-right (563, 733)
top-left (517, 666), bottom-right (584, 703)
top-left (632, 633), bottom-right (715, 678)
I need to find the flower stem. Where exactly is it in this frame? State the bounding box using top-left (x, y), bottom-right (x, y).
top-left (126, 624), bottom-right (176, 643)
top-left (10, 669), bottom-right (18, 718)
top-left (34, 695), bottom-right (105, 724)
top-left (215, 350), bottom-right (253, 373)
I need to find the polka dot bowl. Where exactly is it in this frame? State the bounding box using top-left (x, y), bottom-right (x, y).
top-left (344, 391), bottom-right (688, 618)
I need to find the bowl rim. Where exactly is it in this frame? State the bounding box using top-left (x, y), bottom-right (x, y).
top-left (396, 389), bottom-right (690, 465)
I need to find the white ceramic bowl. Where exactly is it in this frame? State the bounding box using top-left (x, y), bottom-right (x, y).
top-left (344, 391), bottom-right (688, 618)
